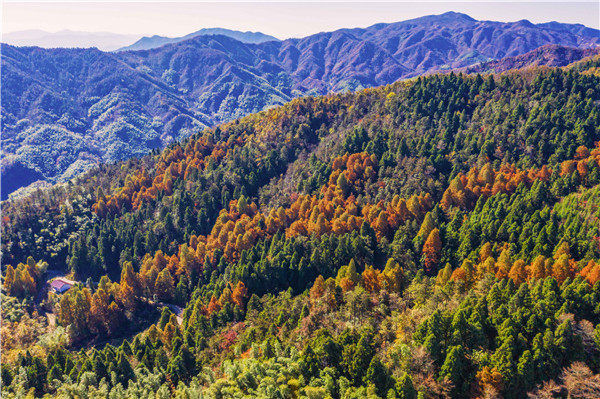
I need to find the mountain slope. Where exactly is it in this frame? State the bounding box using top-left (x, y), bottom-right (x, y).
top-left (1, 60), bottom-right (600, 398)
top-left (117, 28), bottom-right (279, 51)
top-left (461, 44), bottom-right (600, 73)
top-left (2, 12), bottom-right (599, 199)
top-left (351, 12), bottom-right (599, 73)
top-left (0, 44), bottom-right (213, 200)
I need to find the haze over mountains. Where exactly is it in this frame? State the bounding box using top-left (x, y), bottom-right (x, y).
top-left (2, 30), bottom-right (140, 51)
top-left (117, 28), bottom-right (279, 51)
top-left (2, 27), bottom-right (279, 52)
top-left (2, 12), bottom-right (599, 199)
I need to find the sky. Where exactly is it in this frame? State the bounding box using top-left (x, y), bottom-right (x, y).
top-left (2, 1), bottom-right (599, 39)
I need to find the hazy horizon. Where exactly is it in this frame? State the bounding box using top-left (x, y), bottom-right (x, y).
top-left (3, 1), bottom-right (599, 41)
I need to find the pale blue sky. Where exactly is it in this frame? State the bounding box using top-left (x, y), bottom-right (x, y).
top-left (2, 1), bottom-right (599, 38)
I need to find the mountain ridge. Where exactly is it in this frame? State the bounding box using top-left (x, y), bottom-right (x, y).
top-left (461, 44), bottom-right (600, 74)
top-left (116, 28), bottom-right (279, 52)
top-left (2, 12), bottom-right (599, 199)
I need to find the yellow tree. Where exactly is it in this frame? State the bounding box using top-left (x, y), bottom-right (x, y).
top-left (3, 265), bottom-right (15, 294)
top-left (479, 243), bottom-right (493, 262)
top-left (162, 321), bottom-right (179, 350)
top-left (553, 242), bottom-right (571, 260)
top-left (477, 257), bottom-right (496, 279)
top-left (381, 259), bottom-right (404, 292)
top-left (457, 259), bottom-right (476, 287)
top-left (495, 247), bottom-right (512, 280)
top-left (417, 212), bottom-right (435, 239)
top-left (219, 286), bottom-right (233, 306)
top-left (436, 263), bottom-right (453, 286)
top-left (91, 288), bottom-right (111, 332)
top-left (552, 254), bottom-right (573, 283)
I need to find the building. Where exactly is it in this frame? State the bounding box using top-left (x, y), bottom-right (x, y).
top-left (49, 278), bottom-right (73, 294)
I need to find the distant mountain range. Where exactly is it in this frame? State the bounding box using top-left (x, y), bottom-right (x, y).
top-left (2, 12), bottom-right (599, 199)
top-left (117, 28), bottom-right (279, 51)
top-left (2, 29), bottom-right (140, 51)
top-left (2, 27), bottom-right (278, 52)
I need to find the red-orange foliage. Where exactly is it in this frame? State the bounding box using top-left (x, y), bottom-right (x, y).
top-left (561, 143), bottom-right (600, 185)
top-left (580, 260), bottom-right (600, 285)
top-left (92, 129), bottom-right (249, 217)
top-left (441, 163), bottom-right (551, 211)
top-left (447, 243), bottom-right (596, 287)
top-left (441, 143), bottom-right (600, 213)
top-left (232, 281), bottom-right (248, 309)
top-left (283, 153), bottom-right (431, 240)
top-left (129, 151), bottom-right (432, 300)
top-left (207, 295), bottom-right (221, 314)
top-left (92, 94), bottom-right (363, 217)
top-left (477, 366), bottom-right (504, 396)
top-left (508, 259), bottom-right (527, 286)
top-left (310, 275), bottom-right (326, 304)
top-left (423, 228), bottom-right (442, 274)
top-left (361, 266), bottom-right (381, 293)
top-left (110, 148), bottom-right (435, 304)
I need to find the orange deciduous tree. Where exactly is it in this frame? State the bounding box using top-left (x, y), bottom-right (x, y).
top-left (232, 281), bottom-right (248, 309)
top-left (423, 228), bottom-right (442, 275)
top-left (310, 275), bottom-right (326, 304)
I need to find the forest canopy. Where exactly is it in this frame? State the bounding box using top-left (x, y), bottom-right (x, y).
top-left (2, 56), bottom-right (600, 398)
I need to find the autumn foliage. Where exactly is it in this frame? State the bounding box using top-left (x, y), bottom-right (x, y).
top-left (441, 163), bottom-right (551, 211)
top-left (3, 257), bottom-right (46, 298)
top-left (443, 241), bottom-right (594, 288)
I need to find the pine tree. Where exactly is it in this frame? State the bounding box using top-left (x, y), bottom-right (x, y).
top-left (158, 308), bottom-right (172, 330)
top-left (115, 352), bottom-right (134, 385)
top-left (300, 345), bottom-right (319, 379)
top-left (364, 357), bottom-right (390, 397)
top-left (440, 345), bottom-right (469, 397)
top-left (396, 372), bottom-right (417, 399)
top-left (516, 350), bottom-right (534, 393)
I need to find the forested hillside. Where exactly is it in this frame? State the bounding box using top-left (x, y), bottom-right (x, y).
top-left (2, 12), bottom-right (599, 199)
top-left (2, 56), bottom-right (600, 398)
top-left (462, 45), bottom-right (600, 74)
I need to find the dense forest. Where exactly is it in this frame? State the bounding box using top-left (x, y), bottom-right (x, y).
top-left (2, 55), bottom-right (600, 398)
top-left (3, 12), bottom-right (600, 200)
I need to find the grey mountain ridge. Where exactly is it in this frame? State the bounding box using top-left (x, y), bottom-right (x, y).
top-left (116, 28), bottom-right (279, 51)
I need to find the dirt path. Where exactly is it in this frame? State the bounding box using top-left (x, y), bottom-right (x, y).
top-left (165, 303), bottom-right (184, 325)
